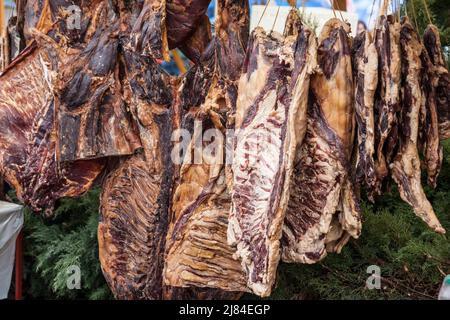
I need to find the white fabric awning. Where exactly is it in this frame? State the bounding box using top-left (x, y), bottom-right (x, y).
top-left (0, 201), bottom-right (23, 299)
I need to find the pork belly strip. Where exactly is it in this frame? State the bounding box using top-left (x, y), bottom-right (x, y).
top-left (419, 44), bottom-right (443, 188)
top-left (0, 43), bottom-right (104, 214)
top-left (282, 19), bottom-right (360, 264)
top-left (164, 0), bottom-right (249, 293)
top-left (229, 13), bottom-right (316, 296)
top-left (391, 18), bottom-right (445, 234)
top-left (352, 31), bottom-right (378, 200)
top-left (423, 25), bottom-right (450, 140)
top-left (372, 15), bottom-right (401, 197)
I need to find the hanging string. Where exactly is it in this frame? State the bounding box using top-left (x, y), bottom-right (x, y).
top-left (410, 0), bottom-right (420, 32)
top-left (421, 0), bottom-right (433, 25)
top-left (271, 5), bottom-right (281, 31)
top-left (257, 0), bottom-right (271, 27)
top-left (328, 0), bottom-right (337, 19)
top-left (332, 0), bottom-right (345, 22)
top-left (368, 0), bottom-right (377, 29)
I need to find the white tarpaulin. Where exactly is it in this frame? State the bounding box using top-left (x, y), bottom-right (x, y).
top-left (0, 201), bottom-right (23, 299)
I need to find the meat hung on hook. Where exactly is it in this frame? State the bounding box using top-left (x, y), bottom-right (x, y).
top-left (418, 33), bottom-right (443, 189)
top-left (52, 1), bottom-right (142, 162)
top-left (163, 0), bottom-right (250, 294)
top-left (423, 24), bottom-right (450, 141)
top-left (229, 9), bottom-right (317, 296)
top-left (390, 17), bottom-right (445, 234)
top-left (281, 18), bottom-right (360, 265)
top-left (129, 0), bottom-right (212, 62)
top-left (352, 30), bottom-right (378, 200)
top-left (372, 14), bottom-right (401, 199)
top-left (98, 0), bottom-right (244, 300)
top-left (0, 42), bottom-right (104, 215)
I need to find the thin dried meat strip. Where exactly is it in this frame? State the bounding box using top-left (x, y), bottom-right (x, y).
top-left (372, 14), bottom-right (401, 198)
top-left (423, 25), bottom-right (450, 140)
top-left (390, 18), bottom-right (444, 234)
top-left (352, 31), bottom-right (378, 200)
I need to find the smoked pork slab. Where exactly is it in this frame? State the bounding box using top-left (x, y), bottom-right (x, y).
top-left (282, 19), bottom-right (360, 264)
top-left (229, 10), bottom-right (317, 296)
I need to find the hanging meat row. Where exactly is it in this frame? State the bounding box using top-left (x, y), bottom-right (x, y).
top-left (0, 0), bottom-right (449, 299)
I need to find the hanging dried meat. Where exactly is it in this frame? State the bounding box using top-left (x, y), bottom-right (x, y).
top-left (419, 41), bottom-right (443, 188)
top-left (229, 10), bottom-right (317, 296)
top-left (130, 0), bottom-right (213, 61)
top-left (0, 43), bottom-right (104, 214)
top-left (178, 15), bottom-right (212, 64)
top-left (164, 0), bottom-right (249, 294)
top-left (54, 2), bottom-right (141, 162)
top-left (166, 0), bottom-right (212, 49)
top-left (98, 154), bottom-right (167, 300)
top-left (282, 19), bottom-right (360, 265)
top-left (131, 0), bottom-right (170, 61)
top-left (423, 25), bottom-right (450, 140)
top-left (390, 18), bottom-right (445, 234)
top-left (352, 31), bottom-right (378, 199)
top-left (372, 14), bottom-right (401, 198)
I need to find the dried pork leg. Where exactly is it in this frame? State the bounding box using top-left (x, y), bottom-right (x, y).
top-left (391, 18), bottom-right (445, 234)
top-left (372, 15), bottom-right (401, 197)
top-left (230, 14), bottom-right (316, 296)
top-left (164, 0), bottom-right (249, 294)
top-left (352, 31), bottom-right (378, 199)
top-left (282, 19), bottom-right (359, 264)
top-left (54, 4), bottom-right (141, 162)
top-left (419, 46), bottom-right (443, 188)
top-left (423, 25), bottom-right (450, 140)
top-left (0, 44), bottom-right (104, 214)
